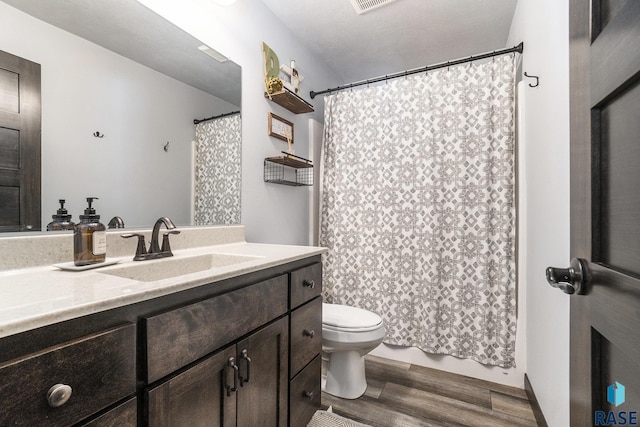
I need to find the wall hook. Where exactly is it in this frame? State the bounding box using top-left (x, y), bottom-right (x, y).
top-left (524, 72), bottom-right (539, 88)
top-left (93, 131), bottom-right (104, 138)
top-left (163, 142), bottom-right (170, 152)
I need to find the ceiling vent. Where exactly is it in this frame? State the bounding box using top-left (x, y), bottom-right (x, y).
top-left (348, 0), bottom-right (398, 14)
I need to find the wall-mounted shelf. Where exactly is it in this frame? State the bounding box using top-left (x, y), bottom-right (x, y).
top-left (264, 153), bottom-right (313, 186)
top-left (264, 87), bottom-right (314, 114)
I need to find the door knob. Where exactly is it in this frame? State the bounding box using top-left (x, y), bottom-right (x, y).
top-left (546, 258), bottom-right (588, 295)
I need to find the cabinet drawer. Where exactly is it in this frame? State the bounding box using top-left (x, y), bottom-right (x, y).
top-left (290, 297), bottom-right (322, 377)
top-left (0, 323), bottom-right (136, 427)
top-left (290, 263), bottom-right (322, 309)
top-left (81, 397), bottom-right (137, 427)
top-left (289, 355), bottom-right (321, 427)
top-left (145, 275), bottom-right (288, 383)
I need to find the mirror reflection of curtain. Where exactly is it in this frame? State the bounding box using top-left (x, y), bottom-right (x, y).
top-left (193, 114), bottom-right (241, 225)
top-left (320, 55), bottom-right (517, 368)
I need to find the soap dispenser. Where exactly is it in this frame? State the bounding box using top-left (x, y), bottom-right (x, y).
top-left (74, 197), bottom-right (106, 266)
top-left (46, 199), bottom-right (75, 231)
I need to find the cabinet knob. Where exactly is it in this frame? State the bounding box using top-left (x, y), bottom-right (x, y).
top-left (303, 391), bottom-right (314, 400)
top-left (303, 329), bottom-right (315, 338)
top-left (302, 279), bottom-right (315, 289)
top-left (47, 384), bottom-right (72, 408)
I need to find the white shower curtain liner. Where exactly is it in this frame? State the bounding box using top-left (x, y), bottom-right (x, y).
top-left (320, 54), bottom-right (518, 368)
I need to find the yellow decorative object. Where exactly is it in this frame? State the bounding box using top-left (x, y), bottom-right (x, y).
top-left (266, 76), bottom-right (283, 94)
top-left (262, 42), bottom-right (280, 80)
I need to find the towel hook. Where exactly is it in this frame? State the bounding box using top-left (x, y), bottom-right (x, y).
top-left (524, 72), bottom-right (539, 88)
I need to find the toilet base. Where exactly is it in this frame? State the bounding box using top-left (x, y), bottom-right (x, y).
top-left (323, 350), bottom-right (367, 399)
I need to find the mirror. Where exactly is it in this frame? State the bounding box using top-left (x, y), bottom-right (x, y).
top-left (0, 0), bottom-right (242, 231)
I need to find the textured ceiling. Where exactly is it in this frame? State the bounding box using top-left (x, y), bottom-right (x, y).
top-left (260, 0), bottom-right (518, 85)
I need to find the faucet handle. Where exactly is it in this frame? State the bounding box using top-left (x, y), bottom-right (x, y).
top-left (121, 233), bottom-right (148, 261)
top-left (161, 230), bottom-right (181, 254)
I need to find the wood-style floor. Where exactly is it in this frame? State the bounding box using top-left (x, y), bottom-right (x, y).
top-left (321, 355), bottom-right (538, 427)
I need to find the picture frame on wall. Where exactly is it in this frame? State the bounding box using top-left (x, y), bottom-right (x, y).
top-left (268, 113), bottom-right (294, 143)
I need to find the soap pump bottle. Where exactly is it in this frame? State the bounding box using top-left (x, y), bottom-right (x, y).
top-left (46, 199), bottom-right (75, 231)
top-left (74, 197), bottom-right (106, 266)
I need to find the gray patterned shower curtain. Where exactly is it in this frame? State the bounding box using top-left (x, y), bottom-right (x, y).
top-left (320, 55), bottom-right (517, 368)
top-left (193, 113), bottom-right (242, 225)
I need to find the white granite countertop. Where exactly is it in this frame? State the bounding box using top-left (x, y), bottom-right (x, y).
top-left (0, 241), bottom-right (326, 339)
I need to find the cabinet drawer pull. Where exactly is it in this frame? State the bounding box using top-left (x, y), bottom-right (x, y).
top-left (303, 391), bottom-right (314, 400)
top-left (303, 329), bottom-right (315, 338)
top-left (302, 279), bottom-right (315, 289)
top-left (239, 349), bottom-right (251, 386)
top-left (225, 357), bottom-right (239, 396)
top-left (47, 384), bottom-right (73, 408)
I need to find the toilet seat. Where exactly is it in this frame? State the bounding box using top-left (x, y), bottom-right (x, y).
top-left (322, 303), bottom-right (383, 332)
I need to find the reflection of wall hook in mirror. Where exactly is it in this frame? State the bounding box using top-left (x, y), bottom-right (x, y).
top-left (93, 131), bottom-right (104, 138)
top-left (163, 142), bottom-right (170, 152)
top-left (524, 72), bottom-right (539, 88)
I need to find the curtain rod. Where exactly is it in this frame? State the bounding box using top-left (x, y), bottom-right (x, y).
top-left (193, 110), bottom-right (240, 125)
top-left (310, 42), bottom-right (523, 99)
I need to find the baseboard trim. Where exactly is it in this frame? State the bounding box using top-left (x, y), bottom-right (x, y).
top-left (525, 374), bottom-right (549, 427)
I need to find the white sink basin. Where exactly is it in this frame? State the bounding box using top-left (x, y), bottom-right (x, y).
top-left (100, 253), bottom-right (260, 282)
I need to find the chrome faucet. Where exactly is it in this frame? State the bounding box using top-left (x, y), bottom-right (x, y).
top-left (121, 217), bottom-right (181, 261)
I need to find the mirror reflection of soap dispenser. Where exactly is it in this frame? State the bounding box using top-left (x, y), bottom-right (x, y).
top-left (46, 199), bottom-right (75, 231)
top-left (74, 197), bottom-right (106, 266)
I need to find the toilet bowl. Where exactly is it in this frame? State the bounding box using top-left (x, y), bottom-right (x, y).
top-left (322, 303), bottom-right (385, 399)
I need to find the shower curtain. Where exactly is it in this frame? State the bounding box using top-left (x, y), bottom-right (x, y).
top-left (193, 113), bottom-right (242, 225)
top-left (320, 55), bottom-right (517, 368)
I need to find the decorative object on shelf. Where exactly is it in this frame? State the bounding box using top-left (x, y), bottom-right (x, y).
top-left (264, 152), bottom-right (313, 186)
top-left (280, 60), bottom-right (304, 95)
top-left (263, 42), bottom-right (280, 81)
top-left (266, 76), bottom-right (283, 94)
top-left (268, 113), bottom-right (294, 144)
top-left (263, 41), bottom-right (314, 114)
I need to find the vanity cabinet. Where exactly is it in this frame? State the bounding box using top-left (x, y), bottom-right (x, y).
top-left (143, 272), bottom-right (295, 426)
top-left (0, 255), bottom-right (323, 426)
top-left (0, 323), bottom-right (136, 426)
top-left (288, 263), bottom-right (323, 427)
top-left (146, 297), bottom-right (289, 427)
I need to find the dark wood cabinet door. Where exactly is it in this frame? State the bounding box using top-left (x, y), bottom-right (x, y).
top-left (147, 345), bottom-right (237, 427)
top-left (236, 317), bottom-right (289, 427)
top-left (0, 49), bottom-right (41, 232)
top-left (569, 0), bottom-right (640, 424)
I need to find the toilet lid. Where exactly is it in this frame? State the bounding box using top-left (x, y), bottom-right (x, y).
top-left (323, 303), bottom-right (383, 331)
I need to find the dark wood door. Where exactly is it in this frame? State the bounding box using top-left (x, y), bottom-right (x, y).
top-left (0, 49), bottom-right (41, 232)
top-left (147, 345), bottom-right (237, 427)
top-left (568, 0), bottom-right (640, 425)
top-left (236, 317), bottom-right (288, 427)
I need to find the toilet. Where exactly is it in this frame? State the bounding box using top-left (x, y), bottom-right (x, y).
top-left (322, 303), bottom-right (385, 399)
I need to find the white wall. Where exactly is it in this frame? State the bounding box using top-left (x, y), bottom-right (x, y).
top-left (0, 2), bottom-right (237, 228)
top-left (507, 1), bottom-right (571, 426)
top-left (138, 0), bottom-right (340, 246)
